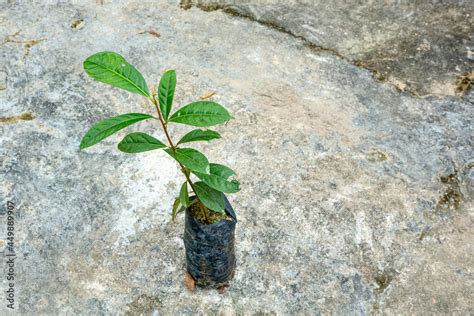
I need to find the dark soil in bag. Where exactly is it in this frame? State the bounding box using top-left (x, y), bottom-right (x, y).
top-left (183, 195), bottom-right (237, 288)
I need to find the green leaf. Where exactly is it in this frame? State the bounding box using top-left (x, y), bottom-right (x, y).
top-left (209, 163), bottom-right (236, 179)
top-left (158, 70), bottom-right (176, 120)
top-left (195, 173), bottom-right (240, 193)
top-left (118, 132), bottom-right (166, 153)
top-left (194, 163), bottom-right (240, 193)
top-left (177, 129), bottom-right (221, 145)
top-left (169, 101), bottom-right (232, 126)
top-left (194, 181), bottom-right (225, 213)
top-left (179, 182), bottom-right (190, 207)
top-left (171, 197), bottom-right (185, 222)
top-left (83, 51), bottom-right (149, 97)
top-left (164, 148), bottom-right (209, 173)
top-left (80, 113), bottom-right (154, 149)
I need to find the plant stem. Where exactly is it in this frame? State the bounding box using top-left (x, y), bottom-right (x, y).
top-left (149, 92), bottom-right (211, 222)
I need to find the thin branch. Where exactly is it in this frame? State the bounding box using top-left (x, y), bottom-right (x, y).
top-left (149, 89), bottom-right (211, 221)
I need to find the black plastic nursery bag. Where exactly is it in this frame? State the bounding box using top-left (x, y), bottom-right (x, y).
top-left (183, 195), bottom-right (237, 288)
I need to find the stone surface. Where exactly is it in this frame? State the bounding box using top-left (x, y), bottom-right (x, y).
top-left (0, 1), bottom-right (473, 314)
top-left (193, 0), bottom-right (474, 96)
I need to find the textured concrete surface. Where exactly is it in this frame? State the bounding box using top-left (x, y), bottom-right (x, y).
top-left (0, 1), bottom-right (473, 314)
top-left (192, 0), bottom-right (474, 97)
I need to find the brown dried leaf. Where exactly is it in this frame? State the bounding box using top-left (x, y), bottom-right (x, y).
top-left (455, 71), bottom-right (474, 96)
top-left (217, 284), bottom-right (228, 294)
top-left (148, 30), bottom-right (161, 38)
top-left (137, 30), bottom-right (161, 38)
top-left (180, 0), bottom-right (192, 10)
top-left (184, 272), bottom-right (195, 292)
top-left (71, 19), bottom-right (85, 30)
top-left (200, 91), bottom-right (215, 99)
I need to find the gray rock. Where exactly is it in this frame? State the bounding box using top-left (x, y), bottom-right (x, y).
top-left (192, 0), bottom-right (474, 97)
top-left (0, 1), bottom-right (472, 314)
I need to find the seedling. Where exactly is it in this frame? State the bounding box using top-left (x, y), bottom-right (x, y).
top-left (80, 51), bottom-right (240, 223)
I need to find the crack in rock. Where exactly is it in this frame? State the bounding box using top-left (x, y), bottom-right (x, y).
top-left (184, 1), bottom-right (474, 98)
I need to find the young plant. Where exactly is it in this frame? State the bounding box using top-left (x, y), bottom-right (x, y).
top-left (80, 51), bottom-right (240, 223)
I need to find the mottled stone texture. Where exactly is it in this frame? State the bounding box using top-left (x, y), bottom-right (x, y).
top-left (0, 1), bottom-right (473, 315)
top-left (193, 0), bottom-right (474, 96)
